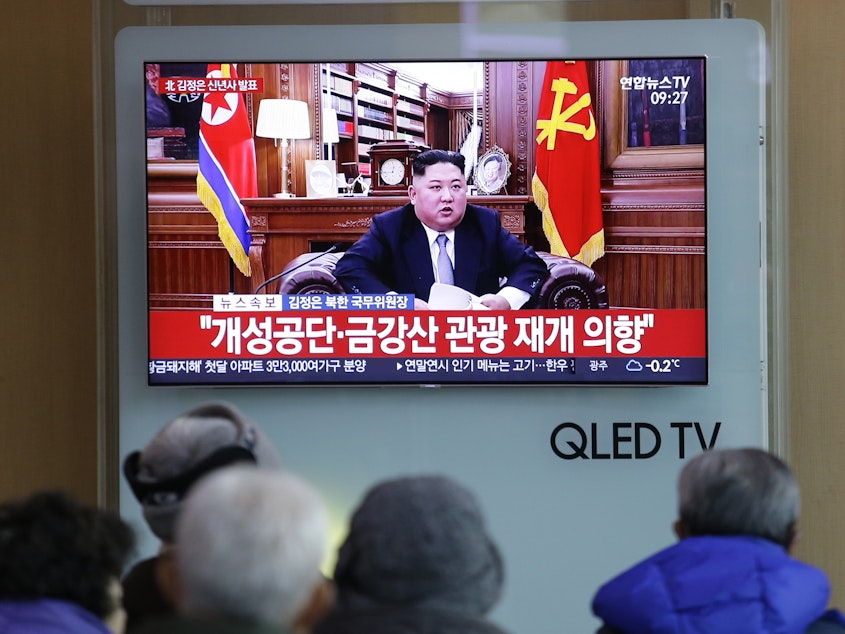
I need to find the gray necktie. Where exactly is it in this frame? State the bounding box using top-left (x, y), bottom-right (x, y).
top-left (436, 233), bottom-right (454, 285)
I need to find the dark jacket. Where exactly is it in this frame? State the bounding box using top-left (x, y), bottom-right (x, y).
top-left (334, 203), bottom-right (548, 303)
top-left (122, 556), bottom-right (175, 633)
top-left (593, 535), bottom-right (837, 634)
top-left (807, 611), bottom-right (845, 634)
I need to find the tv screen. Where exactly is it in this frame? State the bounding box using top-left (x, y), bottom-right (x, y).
top-left (145, 56), bottom-right (707, 386)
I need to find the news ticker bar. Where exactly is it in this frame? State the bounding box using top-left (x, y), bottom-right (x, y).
top-left (149, 356), bottom-right (707, 386)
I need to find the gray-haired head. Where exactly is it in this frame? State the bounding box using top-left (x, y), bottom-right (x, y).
top-left (333, 474), bottom-right (504, 616)
top-left (175, 466), bottom-right (327, 626)
top-left (123, 401), bottom-right (281, 542)
top-left (677, 448), bottom-right (799, 547)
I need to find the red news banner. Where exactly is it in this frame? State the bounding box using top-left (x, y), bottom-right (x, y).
top-left (150, 309), bottom-right (705, 360)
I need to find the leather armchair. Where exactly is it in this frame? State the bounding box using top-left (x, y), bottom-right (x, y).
top-left (276, 251), bottom-right (608, 310)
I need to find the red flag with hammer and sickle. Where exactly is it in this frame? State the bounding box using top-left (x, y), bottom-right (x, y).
top-left (532, 61), bottom-right (604, 266)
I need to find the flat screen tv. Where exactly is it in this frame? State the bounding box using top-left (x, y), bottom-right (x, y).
top-left (115, 21), bottom-right (764, 388)
top-left (115, 21), bottom-right (766, 634)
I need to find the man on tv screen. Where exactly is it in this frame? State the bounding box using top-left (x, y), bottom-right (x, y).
top-left (334, 149), bottom-right (549, 310)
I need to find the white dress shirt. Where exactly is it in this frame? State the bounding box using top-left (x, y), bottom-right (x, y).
top-left (420, 223), bottom-right (530, 309)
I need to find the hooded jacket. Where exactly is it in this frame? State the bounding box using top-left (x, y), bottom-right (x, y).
top-left (592, 535), bottom-right (832, 634)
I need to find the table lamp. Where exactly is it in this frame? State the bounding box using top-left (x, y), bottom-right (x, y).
top-left (256, 98), bottom-right (311, 197)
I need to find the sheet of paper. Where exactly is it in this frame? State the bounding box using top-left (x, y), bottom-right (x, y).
top-left (428, 283), bottom-right (490, 310)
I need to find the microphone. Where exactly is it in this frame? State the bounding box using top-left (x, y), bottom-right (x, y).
top-left (254, 243), bottom-right (342, 295)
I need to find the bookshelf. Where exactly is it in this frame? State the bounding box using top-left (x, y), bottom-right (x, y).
top-left (323, 63), bottom-right (437, 179)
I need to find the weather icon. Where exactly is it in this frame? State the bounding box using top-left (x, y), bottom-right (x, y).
top-left (625, 360), bottom-right (644, 372)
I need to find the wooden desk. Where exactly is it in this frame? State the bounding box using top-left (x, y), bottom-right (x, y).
top-left (242, 195), bottom-right (530, 293)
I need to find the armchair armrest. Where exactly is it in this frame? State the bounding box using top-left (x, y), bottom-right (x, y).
top-left (535, 252), bottom-right (609, 309)
top-left (276, 252), bottom-right (345, 295)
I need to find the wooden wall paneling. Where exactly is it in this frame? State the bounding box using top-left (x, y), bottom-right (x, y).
top-left (148, 163), bottom-right (251, 307)
top-left (512, 60), bottom-right (537, 196)
top-left (594, 193), bottom-right (705, 310)
top-left (788, 0), bottom-right (845, 611)
top-left (250, 64), bottom-right (277, 198)
top-left (590, 56), bottom-right (705, 311)
top-left (251, 62), bottom-right (321, 199)
top-left (147, 208), bottom-right (233, 308)
top-left (482, 63), bottom-right (498, 160)
top-left (275, 62), bottom-right (296, 197)
top-left (489, 62), bottom-right (518, 193)
top-left (428, 105), bottom-right (449, 151)
top-left (3, 0), bottom-right (99, 503)
top-left (291, 63), bottom-right (321, 198)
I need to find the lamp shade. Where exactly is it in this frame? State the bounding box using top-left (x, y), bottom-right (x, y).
top-left (322, 107), bottom-right (340, 144)
top-left (255, 99), bottom-right (311, 140)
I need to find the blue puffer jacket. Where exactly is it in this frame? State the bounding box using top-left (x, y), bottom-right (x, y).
top-left (0, 599), bottom-right (113, 634)
top-left (592, 535), bottom-right (832, 634)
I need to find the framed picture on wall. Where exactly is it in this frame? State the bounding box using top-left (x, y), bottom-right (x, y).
top-left (601, 59), bottom-right (705, 170)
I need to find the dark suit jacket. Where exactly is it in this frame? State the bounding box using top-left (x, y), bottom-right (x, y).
top-left (334, 203), bottom-right (549, 304)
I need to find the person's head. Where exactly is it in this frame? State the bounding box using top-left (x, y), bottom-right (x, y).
top-left (175, 466), bottom-right (328, 626)
top-left (333, 474), bottom-right (504, 617)
top-left (482, 155), bottom-right (503, 182)
top-left (123, 401), bottom-right (281, 543)
top-left (409, 150), bottom-right (468, 232)
top-left (0, 490), bottom-right (135, 633)
top-left (675, 447), bottom-right (800, 548)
